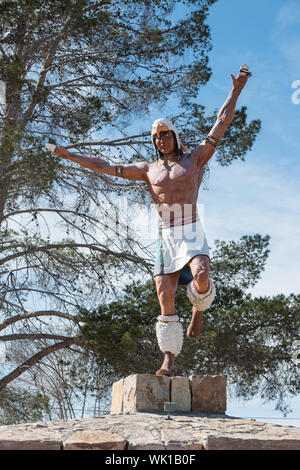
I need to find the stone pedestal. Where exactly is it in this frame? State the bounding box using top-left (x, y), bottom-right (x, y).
top-left (171, 377), bottom-right (191, 412)
top-left (190, 375), bottom-right (226, 413)
top-left (110, 374), bottom-right (226, 414)
top-left (110, 378), bottom-right (125, 414)
top-left (123, 374), bottom-right (171, 413)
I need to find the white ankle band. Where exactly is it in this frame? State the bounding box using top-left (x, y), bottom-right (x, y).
top-left (157, 314), bottom-right (179, 322)
top-left (187, 279), bottom-right (216, 311)
top-left (155, 320), bottom-right (183, 357)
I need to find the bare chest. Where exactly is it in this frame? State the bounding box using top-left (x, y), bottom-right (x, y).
top-left (147, 155), bottom-right (200, 190)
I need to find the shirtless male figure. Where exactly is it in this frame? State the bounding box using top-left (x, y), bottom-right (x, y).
top-left (47, 66), bottom-right (251, 376)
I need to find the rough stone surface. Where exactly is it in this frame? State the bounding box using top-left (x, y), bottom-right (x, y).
top-left (112, 374), bottom-right (227, 414)
top-left (204, 436), bottom-right (300, 451)
top-left (1, 413), bottom-right (300, 450)
top-left (0, 375), bottom-right (299, 451)
top-left (190, 375), bottom-right (226, 413)
top-left (127, 429), bottom-right (165, 450)
top-left (0, 437), bottom-right (61, 451)
top-left (162, 429), bottom-right (203, 450)
top-left (122, 374), bottom-right (171, 413)
top-left (171, 377), bottom-right (191, 412)
top-left (63, 430), bottom-right (126, 450)
top-left (111, 378), bottom-right (124, 414)
top-left (0, 424), bottom-right (63, 450)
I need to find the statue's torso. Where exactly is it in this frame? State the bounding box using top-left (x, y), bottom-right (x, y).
top-left (145, 153), bottom-right (203, 219)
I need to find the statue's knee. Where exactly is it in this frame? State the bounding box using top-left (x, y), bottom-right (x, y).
top-left (193, 269), bottom-right (210, 292)
top-left (187, 278), bottom-right (216, 311)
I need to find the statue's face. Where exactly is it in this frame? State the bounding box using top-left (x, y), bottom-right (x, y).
top-left (155, 130), bottom-right (175, 155)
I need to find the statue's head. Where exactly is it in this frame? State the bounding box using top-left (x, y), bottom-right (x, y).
top-left (151, 118), bottom-right (187, 160)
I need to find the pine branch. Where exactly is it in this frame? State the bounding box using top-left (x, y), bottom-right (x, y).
top-left (0, 337), bottom-right (80, 391)
top-left (0, 310), bottom-right (80, 332)
top-left (0, 242), bottom-right (151, 268)
top-left (20, 3), bottom-right (83, 128)
top-left (0, 333), bottom-right (73, 341)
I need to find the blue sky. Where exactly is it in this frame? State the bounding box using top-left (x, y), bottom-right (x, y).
top-left (139, 0), bottom-right (300, 426)
top-left (198, 0), bottom-right (300, 426)
top-left (195, 0), bottom-right (300, 300)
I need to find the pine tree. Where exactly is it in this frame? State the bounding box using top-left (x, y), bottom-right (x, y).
top-left (0, 0), bottom-right (261, 419)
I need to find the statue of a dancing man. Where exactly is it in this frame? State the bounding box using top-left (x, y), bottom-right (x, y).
top-left (47, 65), bottom-right (251, 377)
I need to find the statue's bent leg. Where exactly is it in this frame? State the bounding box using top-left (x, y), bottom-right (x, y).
top-left (187, 278), bottom-right (216, 311)
top-left (186, 279), bottom-right (216, 339)
top-left (186, 255), bottom-right (216, 339)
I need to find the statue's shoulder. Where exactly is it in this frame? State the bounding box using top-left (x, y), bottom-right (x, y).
top-left (148, 159), bottom-right (160, 169)
top-left (181, 152), bottom-right (193, 162)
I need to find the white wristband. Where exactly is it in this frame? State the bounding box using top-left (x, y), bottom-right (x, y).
top-left (157, 314), bottom-right (179, 323)
top-left (45, 143), bottom-right (56, 152)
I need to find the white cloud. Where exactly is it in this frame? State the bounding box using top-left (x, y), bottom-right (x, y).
top-left (272, 1), bottom-right (300, 76)
top-left (199, 156), bottom-right (300, 297)
top-left (276, 1), bottom-right (300, 28)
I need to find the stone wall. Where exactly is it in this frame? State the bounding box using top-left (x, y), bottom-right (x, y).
top-left (1, 412), bottom-right (300, 450)
top-left (111, 374), bottom-right (226, 414)
top-left (0, 374), bottom-right (300, 450)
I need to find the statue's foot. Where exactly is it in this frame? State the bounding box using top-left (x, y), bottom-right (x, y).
top-left (187, 306), bottom-right (203, 339)
top-left (156, 368), bottom-right (175, 377)
top-left (156, 351), bottom-right (175, 377)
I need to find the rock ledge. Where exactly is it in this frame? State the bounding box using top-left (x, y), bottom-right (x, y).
top-left (1, 412), bottom-right (300, 450)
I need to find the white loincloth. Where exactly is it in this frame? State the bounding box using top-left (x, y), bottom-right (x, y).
top-left (153, 215), bottom-right (210, 285)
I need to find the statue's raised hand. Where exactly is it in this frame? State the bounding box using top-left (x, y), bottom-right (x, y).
top-left (231, 64), bottom-right (252, 92)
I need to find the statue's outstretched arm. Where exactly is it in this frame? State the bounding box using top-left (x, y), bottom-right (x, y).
top-left (45, 144), bottom-right (148, 181)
